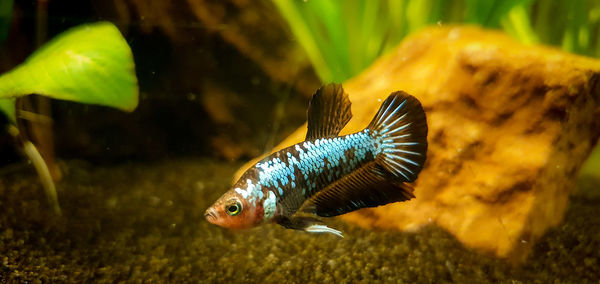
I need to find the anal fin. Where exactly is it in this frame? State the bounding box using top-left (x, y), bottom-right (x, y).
top-left (299, 162), bottom-right (415, 217)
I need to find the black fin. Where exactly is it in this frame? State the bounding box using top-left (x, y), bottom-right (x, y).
top-left (298, 162), bottom-right (415, 217)
top-left (367, 91), bottom-right (428, 182)
top-left (305, 83), bottom-right (352, 140)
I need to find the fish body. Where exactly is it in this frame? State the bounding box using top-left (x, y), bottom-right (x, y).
top-left (205, 84), bottom-right (428, 237)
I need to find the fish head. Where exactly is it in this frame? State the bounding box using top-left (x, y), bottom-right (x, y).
top-left (205, 186), bottom-right (264, 229)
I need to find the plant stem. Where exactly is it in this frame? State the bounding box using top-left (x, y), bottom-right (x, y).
top-left (23, 140), bottom-right (61, 215)
top-left (8, 125), bottom-right (61, 214)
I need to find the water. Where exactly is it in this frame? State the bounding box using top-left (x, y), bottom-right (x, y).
top-left (1, 0), bottom-right (599, 282)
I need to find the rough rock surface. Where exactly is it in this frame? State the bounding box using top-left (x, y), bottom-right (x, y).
top-left (235, 26), bottom-right (600, 260)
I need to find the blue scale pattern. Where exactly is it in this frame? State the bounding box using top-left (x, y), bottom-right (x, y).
top-left (254, 130), bottom-right (381, 200)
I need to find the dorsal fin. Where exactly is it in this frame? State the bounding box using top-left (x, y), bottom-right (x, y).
top-left (296, 161), bottom-right (415, 217)
top-left (305, 83), bottom-right (352, 140)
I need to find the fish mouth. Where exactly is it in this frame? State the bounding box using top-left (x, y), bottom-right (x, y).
top-left (204, 208), bottom-right (217, 223)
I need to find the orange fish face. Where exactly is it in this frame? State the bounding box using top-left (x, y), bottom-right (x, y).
top-left (205, 189), bottom-right (264, 229)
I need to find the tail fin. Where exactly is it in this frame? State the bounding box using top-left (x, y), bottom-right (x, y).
top-left (367, 91), bottom-right (428, 182)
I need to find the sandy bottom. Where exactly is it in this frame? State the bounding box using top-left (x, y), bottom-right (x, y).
top-left (0, 159), bottom-right (598, 282)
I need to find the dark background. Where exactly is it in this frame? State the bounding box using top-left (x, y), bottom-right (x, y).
top-left (0, 0), bottom-right (317, 166)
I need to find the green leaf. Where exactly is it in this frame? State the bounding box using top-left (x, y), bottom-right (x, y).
top-left (0, 98), bottom-right (15, 123)
top-left (0, 21), bottom-right (138, 111)
top-left (272, 0), bottom-right (333, 82)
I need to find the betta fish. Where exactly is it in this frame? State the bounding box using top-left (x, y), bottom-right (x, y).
top-left (205, 83), bottom-right (428, 237)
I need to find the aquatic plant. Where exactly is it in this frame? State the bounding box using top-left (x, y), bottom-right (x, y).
top-left (272, 0), bottom-right (600, 83)
top-left (0, 22), bottom-right (138, 213)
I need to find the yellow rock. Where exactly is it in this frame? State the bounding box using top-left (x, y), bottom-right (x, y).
top-left (235, 26), bottom-right (600, 260)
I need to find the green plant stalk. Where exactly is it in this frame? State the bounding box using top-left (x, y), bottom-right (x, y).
top-left (533, 0), bottom-right (553, 44)
top-left (310, 1), bottom-right (352, 81)
top-left (406, 0), bottom-right (431, 35)
top-left (5, 125), bottom-right (59, 214)
top-left (597, 18), bottom-right (600, 57)
top-left (592, 1), bottom-right (600, 57)
top-left (563, 0), bottom-right (589, 55)
top-left (357, 0), bottom-right (379, 73)
top-left (23, 139), bottom-right (61, 214)
top-left (465, 0), bottom-right (490, 24)
top-left (272, 0), bottom-right (333, 82)
top-left (501, 4), bottom-right (538, 45)
top-left (343, 0), bottom-right (363, 74)
top-left (301, 1), bottom-right (349, 81)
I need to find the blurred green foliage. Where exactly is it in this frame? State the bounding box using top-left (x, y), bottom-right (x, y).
top-left (0, 98), bottom-right (14, 123)
top-left (273, 0), bottom-right (600, 83)
top-left (0, 22), bottom-right (138, 122)
top-left (0, 0), bottom-right (12, 42)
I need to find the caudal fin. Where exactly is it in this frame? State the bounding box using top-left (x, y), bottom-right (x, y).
top-left (367, 91), bottom-right (428, 182)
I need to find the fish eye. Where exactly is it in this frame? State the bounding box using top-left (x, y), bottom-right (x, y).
top-left (225, 202), bottom-right (242, 216)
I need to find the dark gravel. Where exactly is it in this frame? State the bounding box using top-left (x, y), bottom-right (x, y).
top-left (0, 159), bottom-right (598, 283)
